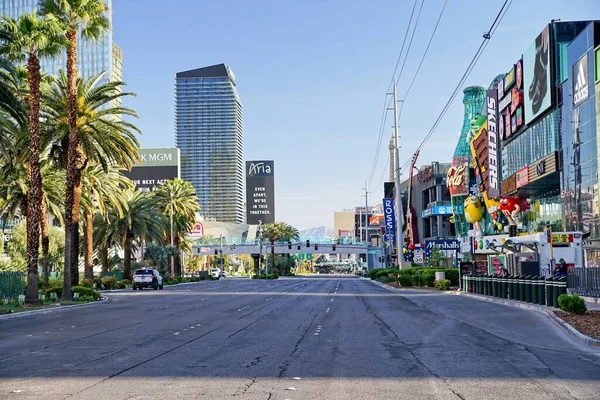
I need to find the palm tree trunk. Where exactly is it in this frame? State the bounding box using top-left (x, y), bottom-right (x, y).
top-left (25, 54), bottom-right (42, 305)
top-left (63, 28), bottom-right (79, 301)
top-left (271, 241), bottom-right (275, 274)
top-left (40, 195), bottom-right (49, 287)
top-left (83, 212), bottom-right (94, 279)
top-left (124, 232), bottom-right (133, 280)
top-left (174, 236), bottom-right (181, 276)
top-left (71, 219), bottom-right (79, 286)
top-left (100, 245), bottom-right (109, 273)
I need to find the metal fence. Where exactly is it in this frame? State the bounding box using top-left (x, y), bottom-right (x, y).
top-left (0, 271), bottom-right (25, 299)
top-left (567, 267), bottom-right (600, 298)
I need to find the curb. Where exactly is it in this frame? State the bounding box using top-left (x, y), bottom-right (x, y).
top-left (0, 296), bottom-right (109, 321)
top-left (367, 279), bottom-right (600, 349)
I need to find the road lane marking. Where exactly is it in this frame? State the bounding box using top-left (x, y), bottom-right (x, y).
top-left (174, 332), bottom-right (180, 335)
top-left (331, 299), bottom-right (334, 302)
top-left (326, 308), bottom-right (330, 313)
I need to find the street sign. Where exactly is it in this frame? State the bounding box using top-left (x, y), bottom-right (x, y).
top-left (298, 254), bottom-right (305, 260)
top-left (413, 250), bottom-right (425, 265)
top-left (306, 254), bottom-right (312, 260)
top-left (367, 250), bottom-right (378, 255)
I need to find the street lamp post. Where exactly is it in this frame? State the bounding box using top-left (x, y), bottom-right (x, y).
top-left (219, 228), bottom-right (224, 272)
top-left (170, 191), bottom-right (174, 277)
top-left (258, 220), bottom-right (263, 275)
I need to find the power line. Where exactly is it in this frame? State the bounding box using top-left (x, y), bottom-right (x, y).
top-left (366, 0), bottom-right (421, 190)
top-left (402, 0), bottom-right (513, 168)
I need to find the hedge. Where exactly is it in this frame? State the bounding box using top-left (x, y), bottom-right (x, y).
top-left (370, 267), bottom-right (459, 287)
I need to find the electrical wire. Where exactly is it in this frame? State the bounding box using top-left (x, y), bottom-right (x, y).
top-left (366, 0), bottom-right (421, 190)
top-left (402, 0), bottom-right (513, 168)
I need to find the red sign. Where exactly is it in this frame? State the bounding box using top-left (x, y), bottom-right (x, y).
top-left (516, 167), bottom-right (529, 188)
top-left (447, 159), bottom-right (469, 196)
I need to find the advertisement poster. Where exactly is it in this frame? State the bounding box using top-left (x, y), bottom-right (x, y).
top-left (122, 148), bottom-right (180, 192)
top-left (573, 53), bottom-right (589, 108)
top-left (447, 157), bottom-right (470, 196)
top-left (246, 161), bottom-right (275, 224)
top-left (383, 198), bottom-right (396, 243)
top-left (488, 254), bottom-right (507, 274)
top-left (524, 25), bottom-right (552, 124)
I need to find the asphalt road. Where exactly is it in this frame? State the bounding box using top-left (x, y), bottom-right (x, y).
top-left (1, 275), bottom-right (600, 400)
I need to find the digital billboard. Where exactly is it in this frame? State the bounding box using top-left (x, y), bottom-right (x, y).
top-left (122, 148), bottom-right (180, 192)
top-left (524, 25), bottom-right (552, 124)
top-left (499, 58), bottom-right (524, 141)
top-left (246, 161), bottom-right (275, 225)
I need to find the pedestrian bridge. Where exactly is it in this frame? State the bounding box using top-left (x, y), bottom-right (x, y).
top-left (191, 242), bottom-right (370, 256)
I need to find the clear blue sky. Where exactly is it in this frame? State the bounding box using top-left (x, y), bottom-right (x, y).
top-left (112, 0), bottom-right (599, 230)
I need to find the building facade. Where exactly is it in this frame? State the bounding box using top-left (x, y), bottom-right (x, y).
top-left (1, 0), bottom-right (122, 85)
top-left (333, 211), bottom-right (355, 239)
top-left (175, 63), bottom-right (244, 224)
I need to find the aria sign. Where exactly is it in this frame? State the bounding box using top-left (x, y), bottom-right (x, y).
top-left (246, 160), bottom-right (275, 224)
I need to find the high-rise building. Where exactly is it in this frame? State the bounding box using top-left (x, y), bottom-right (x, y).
top-left (175, 63), bottom-right (244, 224)
top-left (0, 0), bottom-right (122, 85)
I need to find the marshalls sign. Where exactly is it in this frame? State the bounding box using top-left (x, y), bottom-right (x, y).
top-left (246, 161), bottom-right (275, 224)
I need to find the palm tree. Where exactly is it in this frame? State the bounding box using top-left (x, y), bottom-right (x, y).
top-left (39, 0), bottom-right (109, 300)
top-left (262, 222), bottom-right (300, 273)
top-left (95, 189), bottom-right (166, 280)
top-left (0, 13), bottom-right (64, 303)
top-left (154, 179), bottom-right (200, 276)
top-left (80, 163), bottom-right (132, 279)
top-left (42, 71), bottom-right (140, 297)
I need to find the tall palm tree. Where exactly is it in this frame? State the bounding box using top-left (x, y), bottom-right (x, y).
top-left (80, 163), bottom-right (132, 279)
top-left (262, 222), bottom-right (300, 273)
top-left (0, 28), bottom-right (25, 128)
top-left (0, 14), bottom-right (64, 303)
top-left (39, 0), bottom-right (109, 300)
top-left (95, 189), bottom-right (166, 280)
top-left (42, 70), bottom-right (140, 297)
top-left (154, 179), bottom-right (200, 276)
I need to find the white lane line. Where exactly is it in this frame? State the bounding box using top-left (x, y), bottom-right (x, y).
top-left (331, 299), bottom-right (334, 303)
top-left (174, 332), bottom-right (180, 335)
top-left (326, 307), bottom-right (330, 313)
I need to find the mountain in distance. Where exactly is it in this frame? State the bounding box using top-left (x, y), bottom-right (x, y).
top-left (299, 226), bottom-right (334, 237)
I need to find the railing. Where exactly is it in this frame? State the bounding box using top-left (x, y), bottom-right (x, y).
top-left (567, 267), bottom-right (600, 298)
top-left (0, 271), bottom-right (25, 299)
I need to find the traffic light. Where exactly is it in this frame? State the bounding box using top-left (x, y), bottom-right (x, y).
top-left (315, 244), bottom-right (319, 250)
top-left (231, 244), bottom-right (236, 250)
top-left (332, 244), bottom-right (336, 251)
top-left (297, 245), bottom-right (301, 250)
top-left (306, 240), bottom-right (310, 247)
top-left (214, 249), bottom-right (218, 255)
top-left (288, 243), bottom-right (292, 250)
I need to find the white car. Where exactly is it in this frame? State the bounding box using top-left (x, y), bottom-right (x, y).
top-left (210, 268), bottom-right (226, 278)
top-left (133, 268), bottom-right (164, 290)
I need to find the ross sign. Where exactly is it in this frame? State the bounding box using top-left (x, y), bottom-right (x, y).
top-left (123, 148), bottom-right (180, 192)
top-left (573, 53), bottom-right (589, 107)
top-left (486, 89), bottom-right (500, 198)
top-left (383, 198), bottom-right (396, 243)
top-left (246, 161), bottom-right (275, 224)
top-left (501, 174), bottom-right (517, 195)
top-left (524, 25), bottom-right (552, 124)
top-left (516, 167), bottom-right (529, 188)
top-left (447, 158), bottom-right (469, 196)
top-left (421, 205), bottom-right (453, 218)
top-left (528, 152), bottom-right (558, 183)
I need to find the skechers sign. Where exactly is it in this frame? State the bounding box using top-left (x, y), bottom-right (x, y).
top-left (573, 54), bottom-right (589, 108)
top-left (246, 160), bottom-right (275, 224)
top-left (486, 89), bottom-right (500, 198)
top-left (383, 198), bottom-right (396, 243)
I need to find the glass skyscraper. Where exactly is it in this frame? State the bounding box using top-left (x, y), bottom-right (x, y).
top-left (0, 0), bottom-right (122, 85)
top-left (175, 63), bottom-right (245, 224)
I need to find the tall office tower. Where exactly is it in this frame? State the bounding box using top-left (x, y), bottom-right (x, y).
top-left (0, 0), bottom-right (122, 86)
top-left (175, 63), bottom-right (245, 224)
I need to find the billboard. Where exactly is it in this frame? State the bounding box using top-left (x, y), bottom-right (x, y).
top-left (383, 198), bottom-right (396, 243)
top-left (446, 157), bottom-right (469, 196)
top-left (573, 53), bottom-right (589, 107)
top-left (486, 89), bottom-right (500, 198)
top-left (524, 25), bottom-right (552, 124)
top-left (246, 160), bottom-right (275, 225)
top-left (499, 58), bottom-right (525, 141)
top-left (123, 148), bottom-right (179, 192)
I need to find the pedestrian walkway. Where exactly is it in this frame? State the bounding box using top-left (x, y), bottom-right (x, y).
top-left (454, 290), bottom-right (600, 311)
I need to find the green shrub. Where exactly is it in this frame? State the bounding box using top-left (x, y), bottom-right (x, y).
top-left (435, 279), bottom-right (451, 290)
top-left (210, 275), bottom-right (220, 280)
top-left (190, 276), bottom-right (200, 282)
top-left (121, 279), bottom-right (132, 287)
top-left (101, 276), bottom-right (117, 290)
top-left (80, 278), bottom-right (94, 289)
top-left (93, 277), bottom-right (103, 289)
top-left (443, 269), bottom-right (459, 286)
top-left (72, 286), bottom-right (101, 301)
top-left (78, 295), bottom-right (96, 302)
top-left (558, 293), bottom-right (587, 315)
top-left (378, 276), bottom-right (395, 283)
top-left (199, 275), bottom-right (207, 280)
top-left (115, 281), bottom-right (126, 289)
top-left (398, 275), bottom-right (412, 287)
top-left (421, 270), bottom-right (436, 287)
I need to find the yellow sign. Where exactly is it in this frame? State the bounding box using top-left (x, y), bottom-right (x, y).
top-left (552, 234), bottom-right (571, 243)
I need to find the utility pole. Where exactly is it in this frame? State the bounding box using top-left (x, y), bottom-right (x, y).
top-left (169, 190), bottom-right (175, 277)
top-left (392, 82), bottom-right (405, 266)
top-left (258, 220), bottom-right (263, 275)
top-left (363, 182), bottom-right (370, 269)
top-left (219, 228), bottom-right (224, 272)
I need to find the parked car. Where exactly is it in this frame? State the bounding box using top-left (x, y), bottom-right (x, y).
top-left (210, 268), bottom-right (221, 278)
top-left (220, 270), bottom-right (227, 278)
top-left (133, 268), bottom-right (164, 290)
